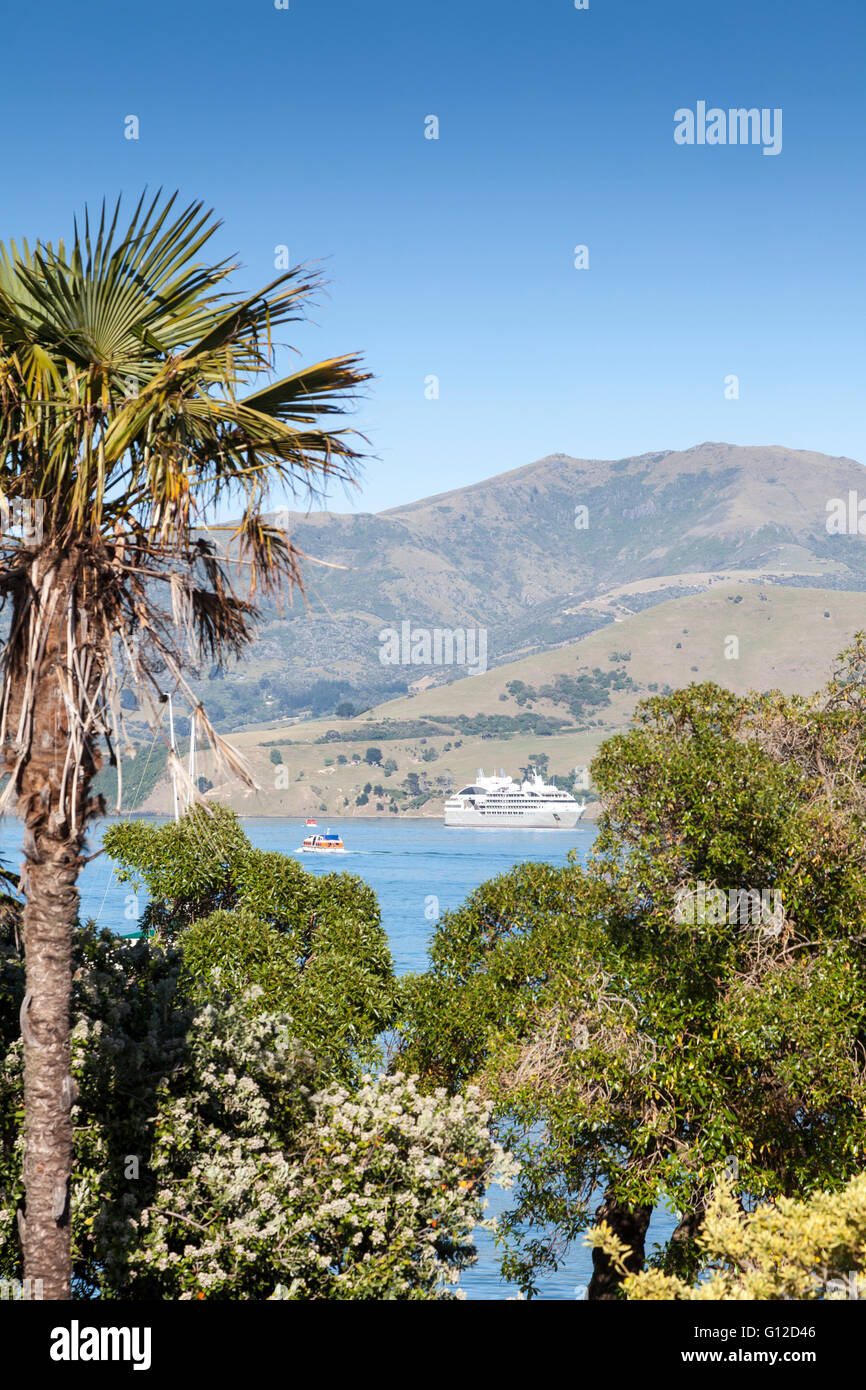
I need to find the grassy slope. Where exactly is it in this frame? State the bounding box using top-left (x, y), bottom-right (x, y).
top-left (182, 442), bottom-right (866, 723)
top-left (136, 583), bottom-right (863, 818)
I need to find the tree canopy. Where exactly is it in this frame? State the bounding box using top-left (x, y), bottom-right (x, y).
top-left (0, 810), bottom-right (516, 1298)
top-left (104, 806), bottom-right (395, 1074)
top-left (397, 638), bottom-right (866, 1296)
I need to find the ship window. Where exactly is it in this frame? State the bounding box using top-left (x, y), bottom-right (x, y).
top-left (458, 786), bottom-right (486, 796)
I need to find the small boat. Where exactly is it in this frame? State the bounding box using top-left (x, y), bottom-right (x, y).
top-left (300, 830), bottom-right (345, 852)
top-left (305, 817), bottom-right (317, 826)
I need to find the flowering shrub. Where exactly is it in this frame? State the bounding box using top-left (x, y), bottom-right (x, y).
top-left (268, 1073), bottom-right (517, 1299)
top-left (0, 920), bottom-right (514, 1299)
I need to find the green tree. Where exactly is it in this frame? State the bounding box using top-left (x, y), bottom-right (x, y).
top-left (365, 747), bottom-right (383, 766)
top-left (269, 747), bottom-right (283, 765)
top-left (103, 807), bottom-right (395, 1071)
top-left (398, 644), bottom-right (866, 1298)
top-left (0, 192), bottom-right (368, 1296)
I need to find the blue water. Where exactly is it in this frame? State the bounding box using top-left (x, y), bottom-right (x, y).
top-left (0, 814), bottom-right (676, 1299)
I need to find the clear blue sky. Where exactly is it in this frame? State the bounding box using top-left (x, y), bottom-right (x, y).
top-left (4, 0), bottom-right (864, 512)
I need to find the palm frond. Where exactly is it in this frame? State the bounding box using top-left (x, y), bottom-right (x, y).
top-left (0, 189), bottom-right (370, 819)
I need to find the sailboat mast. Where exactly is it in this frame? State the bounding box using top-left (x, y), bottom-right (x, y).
top-left (188, 710), bottom-right (196, 807)
top-left (168, 693), bottom-right (179, 823)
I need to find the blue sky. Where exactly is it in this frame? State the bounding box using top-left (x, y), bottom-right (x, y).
top-left (4, 0), bottom-right (864, 512)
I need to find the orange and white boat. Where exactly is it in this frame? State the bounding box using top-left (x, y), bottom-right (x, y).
top-left (300, 829), bottom-right (345, 852)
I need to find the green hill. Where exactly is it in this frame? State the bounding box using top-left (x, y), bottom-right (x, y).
top-left (167, 440), bottom-right (866, 728)
top-left (135, 583), bottom-right (866, 818)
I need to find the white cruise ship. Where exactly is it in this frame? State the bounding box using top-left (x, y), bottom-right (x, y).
top-left (444, 769), bottom-right (586, 828)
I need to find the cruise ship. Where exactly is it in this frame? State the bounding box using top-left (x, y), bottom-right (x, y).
top-left (444, 769), bottom-right (586, 828)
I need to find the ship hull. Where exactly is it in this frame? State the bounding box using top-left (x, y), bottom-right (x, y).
top-left (444, 806), bottom-right (584, 829)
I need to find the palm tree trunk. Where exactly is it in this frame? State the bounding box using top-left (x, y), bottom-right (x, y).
top-left (20, 837), bottom-right (80, 1299)
top-left (15, 563), bottom-right (98, 1300)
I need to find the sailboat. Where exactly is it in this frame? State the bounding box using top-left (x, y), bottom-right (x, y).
top-left (168, 693), bottom-right (198, 822)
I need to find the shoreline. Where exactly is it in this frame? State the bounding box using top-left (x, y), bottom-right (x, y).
top-left (95, 809), bottom-right (601, 824)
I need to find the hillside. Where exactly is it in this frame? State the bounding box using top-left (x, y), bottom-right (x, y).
top-left (165, 441), bottom-right (866, 732)
top-left (135, 583), bottom-right (866, 819)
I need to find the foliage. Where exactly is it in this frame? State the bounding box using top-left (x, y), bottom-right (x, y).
top-left (591, 1174), bottom-right (866, 1300)
top-left (450, 712), bottom-right (570, 737)
top-left (103, 805), bottom-right (250, 934)
top-left (266, 1074), bottom-right (516, 1300)
top-left (0, 190), bottom-right (372, 1294)
top-left (397, 640), bottom-right (866, 1295)
top-left (0, 920), bottom-right (509, 1299)
top-left (506, 666), bottom-right (635, 722)
top-left (104, 806), bottom-right (395, 1073)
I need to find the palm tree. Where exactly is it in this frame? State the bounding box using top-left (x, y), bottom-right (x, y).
top-left (0, 191), bottom-right (370, 1297)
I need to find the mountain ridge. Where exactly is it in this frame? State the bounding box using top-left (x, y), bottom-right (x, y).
top-left (175, 442), bottom-right (866, 733)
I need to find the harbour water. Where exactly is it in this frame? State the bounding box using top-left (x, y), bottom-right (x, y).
top-left (0, 814), bottom-right (676, 1299)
